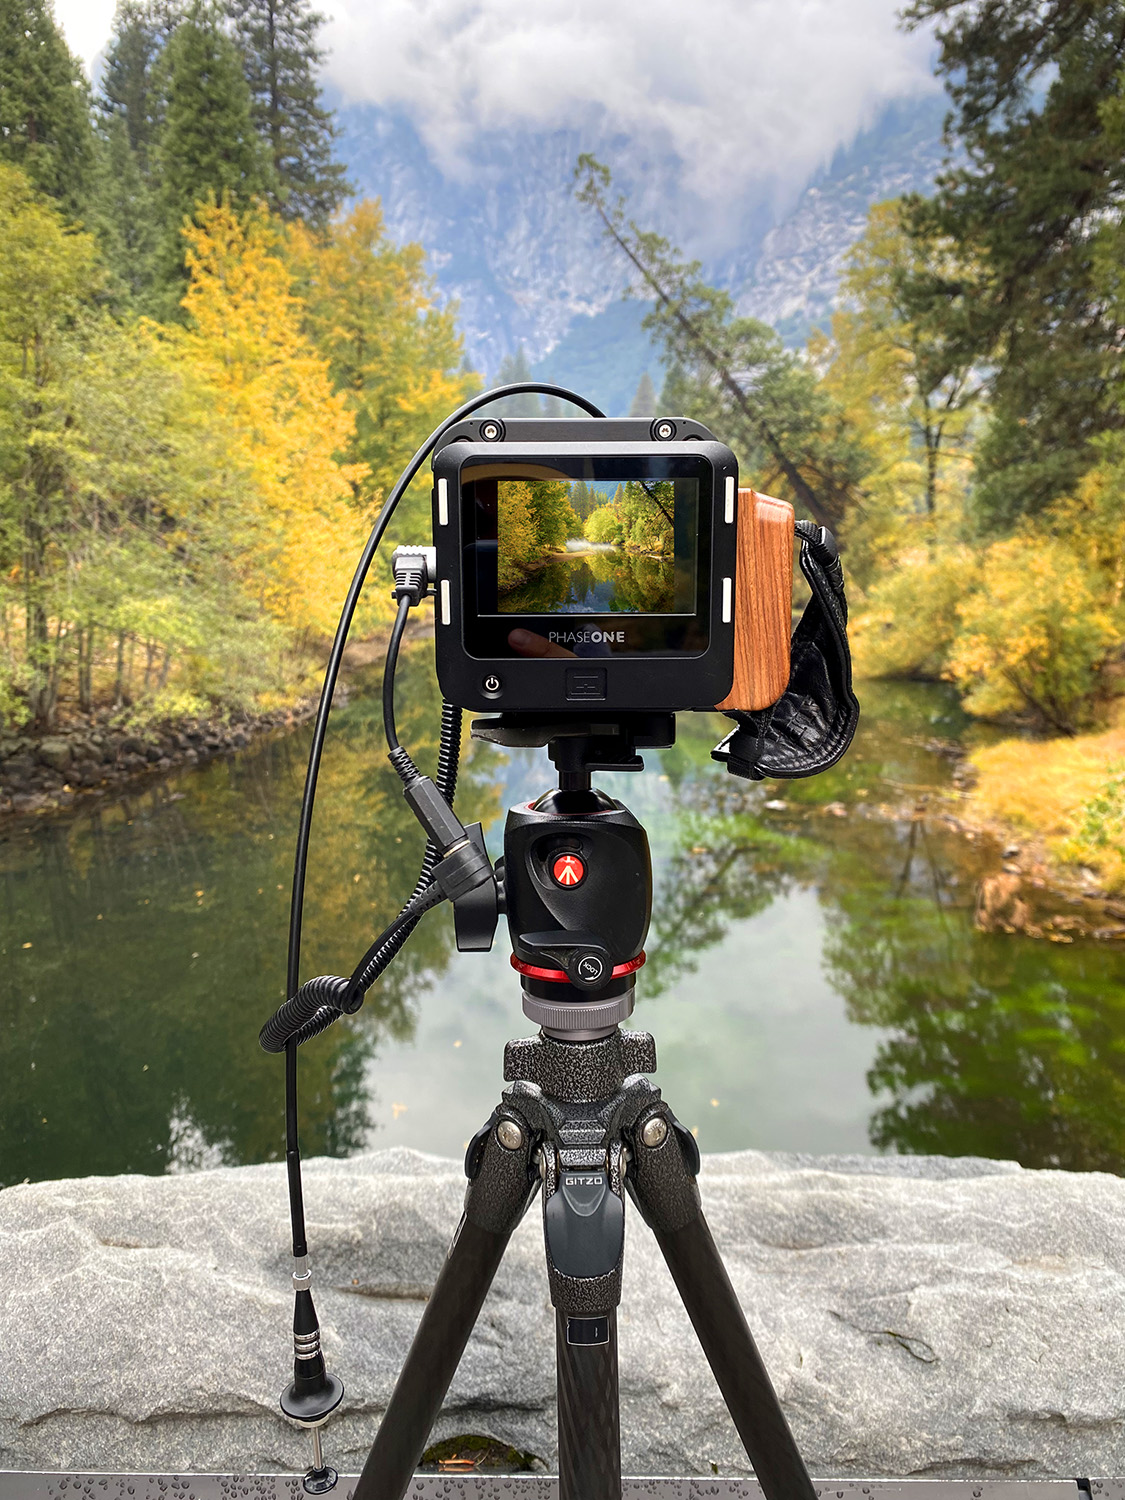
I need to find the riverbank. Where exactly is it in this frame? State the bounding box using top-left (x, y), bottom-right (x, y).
top-left (0, 698), bottom-right (318, 826)
top-left (964, 715), bottom-right (1125, 892)
top-left (0, 622), bottom-right (425, 832)
top-left (917, 704), bottom-right (1125, 934)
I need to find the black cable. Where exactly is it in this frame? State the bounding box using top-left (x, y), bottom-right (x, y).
top-left (280, 383), bottom-right (604, 1261)
top-left (285, 1040), bottom-right (306, 1259)
top-left (263, 705), bottom-right (464, 1058)
top-left (261, 885), bottom-right (443, 1055)
top-left (285, 381), bottom-right (602, 1012)
top-left (382, 594), bottom-right (412, 756)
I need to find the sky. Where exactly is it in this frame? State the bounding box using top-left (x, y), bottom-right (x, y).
top-left (52, 0), bottom-right (937, 209)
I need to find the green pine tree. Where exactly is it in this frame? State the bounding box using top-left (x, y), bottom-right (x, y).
top-left (576, 156), bottom-right (864, 531)
top-left (493, 345), bottom-right (540, 416)
top-left (154, 1), bottom-right (271, 307)
top-left (99, 0), bottom-right (181, 172)
top-left (226, 0), bottom-right (350, 226)
top-left (628, 369), bottom-right (656, 417)
top-left (902, 0), bottom-right (1125, 525)
top-left (0, 0), bottom-right (94, 218)
top-left (90, 115), bottom-right (161, 309)
top-left (93, 1), bottom-right (185, 310)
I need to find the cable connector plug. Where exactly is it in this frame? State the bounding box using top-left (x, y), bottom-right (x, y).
top-left (433, 834), bottom-right (494, 904)
top-left (279, 1273), bottom-right (344, 1428)
top-left (399, 770), bottom-right (467, 851)
top-left (391, 545), bottom-right (437, 605)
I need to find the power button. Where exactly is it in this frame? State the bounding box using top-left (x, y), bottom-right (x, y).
top-left (481, 673), bottom-right (503, 699)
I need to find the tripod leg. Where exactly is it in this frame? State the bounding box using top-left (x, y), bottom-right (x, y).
top-left (556, 1309), bottom-right (621, 1500)
top-left (628, 1113), bottom-right (817, 1500)
top-left (540, 1140), bottom-right (628, 1500)
top-left (352, 1109), bottom-right (538, 1500)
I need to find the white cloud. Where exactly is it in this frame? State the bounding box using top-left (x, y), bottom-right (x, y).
top-left (51, 0), bottom-right (938, 215)
top-left (320, 0), bottom-right (938, 206)
top-left (52, 0), bottom-right (117, 72)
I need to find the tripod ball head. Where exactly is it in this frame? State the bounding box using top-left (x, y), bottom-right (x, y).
top-left (504, 787), bottom-right (651, 1037)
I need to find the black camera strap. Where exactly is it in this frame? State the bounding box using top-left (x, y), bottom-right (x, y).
top-left (712, 520), bottom-right (859, 781)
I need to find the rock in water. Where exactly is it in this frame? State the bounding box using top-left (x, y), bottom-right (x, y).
top-left (0, 1148), bottom-right (1122, 1479)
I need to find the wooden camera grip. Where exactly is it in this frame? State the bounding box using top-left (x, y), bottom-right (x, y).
top-left (716, 489), bottom-right (794, 713)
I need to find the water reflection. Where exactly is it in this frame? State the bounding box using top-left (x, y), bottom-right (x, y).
top-left (499, 549), bottom-right (674, 614)
top-left (2, 664), bottom-right (1125, 1185)
top-left (0, 651), bottom-right (500, 1185)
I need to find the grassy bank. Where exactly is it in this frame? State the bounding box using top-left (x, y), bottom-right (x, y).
top-left (964, 707), bottom-right (1125, 894)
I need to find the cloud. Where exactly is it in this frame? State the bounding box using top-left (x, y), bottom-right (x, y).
top-left (52, 0), bottom-right (117, 72)
top-left (321, 0), bottom-right (938, 207)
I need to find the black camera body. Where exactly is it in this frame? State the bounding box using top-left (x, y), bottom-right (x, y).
top-left (431, 417), bottom-right (738, 715)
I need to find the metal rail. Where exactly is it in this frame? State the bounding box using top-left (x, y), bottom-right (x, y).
top-left (0, 1475), bottom-right (1095, 1500)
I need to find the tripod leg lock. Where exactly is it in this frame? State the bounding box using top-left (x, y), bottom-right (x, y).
top-left (462, 1106), bottom-right (540, 1235)
top-left (626, 1105), bottom-right (703, 1234)
top-left (545, 1168), bottom-right (625, 1283)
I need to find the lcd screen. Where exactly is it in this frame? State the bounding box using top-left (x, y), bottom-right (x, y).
top-left (491, 476), bottom-right (698, 616)
top-left (460, 454), bottom-right (712, 660)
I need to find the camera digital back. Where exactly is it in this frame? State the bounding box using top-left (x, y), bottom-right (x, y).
top-left (431, 417), bottom-right (743, 715)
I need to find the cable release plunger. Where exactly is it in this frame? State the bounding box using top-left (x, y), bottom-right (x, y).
top-left (280, 1255), bottom-right (344, 1493)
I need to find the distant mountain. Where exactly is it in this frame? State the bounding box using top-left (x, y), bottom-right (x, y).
top-left (334, 92), bottom-right (950, 410)
top-left (529, 299), bottom-right (663, 419)
top-left (732, 94), bottom-right (951, 344)
top-left (334, 103), bottom-right (672, 378)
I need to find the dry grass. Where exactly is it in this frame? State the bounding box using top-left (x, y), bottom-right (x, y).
top-left (968, 707), bottom-right (1125, 890)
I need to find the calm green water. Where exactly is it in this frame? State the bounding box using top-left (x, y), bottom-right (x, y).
top-left (501, 547), bottom-right (674, 614)
top-left (3, 650), bottom-right (1125, 1187)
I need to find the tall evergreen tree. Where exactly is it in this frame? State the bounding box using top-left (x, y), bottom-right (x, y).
top-left (902, 0), bottom-right (1125, 526)
top-left (0, 0), bottom-right (94, 218)
top-left (576, 156), bottom-right (864, 530)
top-left (226, 0), bottom-right (350, 226)
top-left (92, 115), bottom-right (161, 308)
top-left (493, 345), bottom-right (540, 416)
top-left (99, 0), bottom-right (181, 172)
top-left (154, 1), bottom-right (270, 305)
top-left (628, 370), bottom-right (657, 417)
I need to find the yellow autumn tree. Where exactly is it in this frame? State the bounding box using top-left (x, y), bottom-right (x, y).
top-left (818, 200), bottom-right (980, 593)
top-left (287, 200), bottom-right (477, 533)
top-left (169, 200), bottom-right (373, 640)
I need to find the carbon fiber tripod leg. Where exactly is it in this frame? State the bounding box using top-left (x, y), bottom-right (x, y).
top-left (629, 1111), bottom-right (817, 1500)
top-left (556, 1308), bottom-right (621, 1500)
top-left (351, 1109), bottom-right (537, 1500)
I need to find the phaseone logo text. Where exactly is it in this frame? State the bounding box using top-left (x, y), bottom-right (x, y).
top-left (547, 629), bottom-right (626, 645)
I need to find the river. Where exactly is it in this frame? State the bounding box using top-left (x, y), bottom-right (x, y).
top-left (3, 648), bottom-right (1125, 1187)
top-left (499, 544), bottom-right (675, 614)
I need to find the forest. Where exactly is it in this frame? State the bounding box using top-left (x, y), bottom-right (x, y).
top-left (576, 0), bottom-right (1125, 890)
top-left (0, 0), bottom-right (472, 734)
top-left (5, 0), bottom-right (1125, 887)
top-left (584, 481), bottom-right (675, 555)
top-left (495, 480), bottom-right (580, 592)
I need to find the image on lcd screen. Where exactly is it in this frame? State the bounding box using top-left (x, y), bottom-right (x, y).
top-left (494, 477), bottom-right (697, 615)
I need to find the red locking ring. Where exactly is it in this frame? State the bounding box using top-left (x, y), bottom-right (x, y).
top-left (510, 953), bottom-right (647, 984)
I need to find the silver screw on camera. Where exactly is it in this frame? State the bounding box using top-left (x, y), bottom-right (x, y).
top-left (652, 419), bottom-right (676, 441)
top-left (480, 419), bottom-right (504, 442)
top-left (497, 1119), bottom-right (524, 1151)
top-left (641, 1116), bottom-right (668, 1149)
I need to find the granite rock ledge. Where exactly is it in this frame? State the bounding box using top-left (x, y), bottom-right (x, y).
top-left (1, 1148), bottom-right (1122, 1479)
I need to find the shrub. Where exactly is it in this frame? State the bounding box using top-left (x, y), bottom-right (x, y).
top-left (850, 545), bottom-right (978, 680)
top-left (948, 535), bottom-right (1116, 732)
